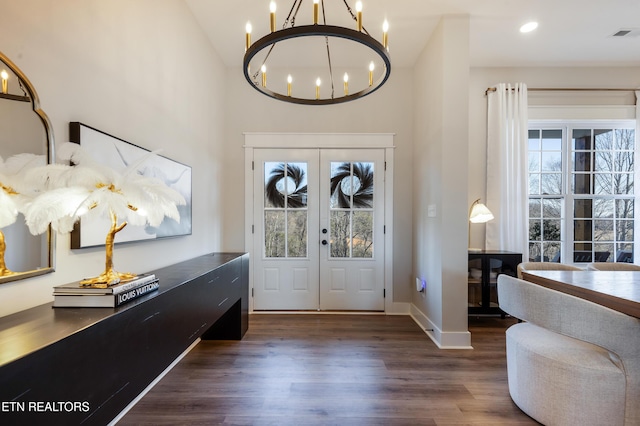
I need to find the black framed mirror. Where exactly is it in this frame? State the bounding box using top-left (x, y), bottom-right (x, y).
top-left (0, 50), bottom-right (55, 283)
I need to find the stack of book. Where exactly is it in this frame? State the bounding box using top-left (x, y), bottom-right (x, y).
top-left (53, 273), bottom-right (159, 308)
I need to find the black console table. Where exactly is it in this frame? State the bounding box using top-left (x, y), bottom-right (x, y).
top-left (0, 252), bottom-right (248, 426)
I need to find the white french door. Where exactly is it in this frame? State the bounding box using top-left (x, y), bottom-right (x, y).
top-left (252, 148), bottom-right (385, 311)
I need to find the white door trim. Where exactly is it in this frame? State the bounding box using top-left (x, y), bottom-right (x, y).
top-left (244, 132), bottom-right (395, 149)
top-left (244, 133), bottom-right (394, 313)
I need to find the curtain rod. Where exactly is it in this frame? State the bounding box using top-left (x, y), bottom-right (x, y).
top-left (485, 87), bottom-right (639, 96)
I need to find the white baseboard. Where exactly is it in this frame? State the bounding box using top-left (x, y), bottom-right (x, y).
top-left (249, 301), bottom-right (412, 316)
top-left (386, 301), bottom-right (411, 315)
top-left (410, 304), bottom-right (473, 349)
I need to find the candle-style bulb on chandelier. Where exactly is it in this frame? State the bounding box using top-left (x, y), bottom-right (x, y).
top-left (243, 0), bottom-right (391, 105)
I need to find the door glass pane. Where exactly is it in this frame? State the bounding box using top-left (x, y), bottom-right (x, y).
top-left (329, 161), bottom-right (375, 259)
top-left (330, 162), bottom-right (353, 208)
top-left (265, 162), bottom-right (308, 208)
top-left (352, 211), bottom-right (373, 258)
top-left (263, 161), bottom-right (308, 258)
top-left (330, 211), bottom-right (350, 258)
top-left (287, 211), bottom-right (307, 257)
top-left (264, 211), bottom-right (285, 257)
top-left (330, 162), bottom-right (374, 208)
top-left (352, 162), bottom-right (374, 208)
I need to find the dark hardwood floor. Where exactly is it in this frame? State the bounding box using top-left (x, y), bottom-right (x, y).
top-left (119, 314), bottom-right (538, 425)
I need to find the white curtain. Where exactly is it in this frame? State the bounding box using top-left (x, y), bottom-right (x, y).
top-left (485, 83), bottom-right (529, 257)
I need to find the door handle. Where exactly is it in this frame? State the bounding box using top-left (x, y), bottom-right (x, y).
top-left (322, 228), bottom-right (328, 234)
top-left (322, 240), bottom-right (328, 245)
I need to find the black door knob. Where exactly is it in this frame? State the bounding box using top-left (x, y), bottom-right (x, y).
top-left (322, 240), bottom-right (328, 245)
top-left (322, 229), bottom-right (328, 234)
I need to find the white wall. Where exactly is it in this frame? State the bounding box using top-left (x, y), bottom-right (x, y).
top-left (0, 0), bottom-right (227, 317)
top-left (221, 65), bottom-right (415, 305)
top-left (468, 67), bottom-right (640, 249)
top-left (412, 16), bottom-right (471, 348)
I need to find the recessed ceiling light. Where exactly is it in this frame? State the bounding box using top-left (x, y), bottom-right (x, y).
top-left (520, 21), bottom-right (539, 33)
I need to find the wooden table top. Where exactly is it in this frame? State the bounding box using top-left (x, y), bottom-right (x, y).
top-left (521, 270), bottom-right (640, 319)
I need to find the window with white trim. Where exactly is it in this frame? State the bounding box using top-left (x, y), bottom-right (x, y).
top-left (528, 122), bottom-right (636, 264)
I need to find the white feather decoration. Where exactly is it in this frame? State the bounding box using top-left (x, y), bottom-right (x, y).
top-left (23, 143), bottom-right (186, 236)
top-left (1, 153), bottom-right (48, 228)
top-left (24, 186), bottom-right (91, 234)
top-left (0, 190), bottom-right (19, 228)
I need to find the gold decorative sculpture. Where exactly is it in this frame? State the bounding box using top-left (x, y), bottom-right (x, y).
top-left (0, 180), bottom-right (18, 277)
top-left (0, 232), bottom-right (10, 277)
top-left (25, 143), bottom-right (185, 288)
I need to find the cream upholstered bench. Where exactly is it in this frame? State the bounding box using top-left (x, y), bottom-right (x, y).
top-left (497, 275), bottom-right (640, 426)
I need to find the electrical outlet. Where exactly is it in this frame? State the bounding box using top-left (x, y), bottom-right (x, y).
top-left (416, 277), bottom-right (425, 292)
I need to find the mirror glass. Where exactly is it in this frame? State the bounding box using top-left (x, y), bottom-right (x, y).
top-left (0, 51), bottom-right (54, 284)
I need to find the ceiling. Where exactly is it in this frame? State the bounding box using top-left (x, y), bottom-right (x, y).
top-left (185, 0), bottom-right (640, 69)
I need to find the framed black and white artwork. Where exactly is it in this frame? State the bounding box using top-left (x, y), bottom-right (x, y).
top-left (69, 122), bottom-right (192, 248)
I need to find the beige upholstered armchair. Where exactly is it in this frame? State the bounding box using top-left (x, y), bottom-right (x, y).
top-left (498, 275), bottom-right (640, 426)
top-left (586, 262), bottom-right (640, 271)
top-left (516, 261), bottom-right (582, 279)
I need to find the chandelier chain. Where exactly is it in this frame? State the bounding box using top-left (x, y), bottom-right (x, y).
top-left (287, 0), bottom-right (303, 28)
top-left (321, 0), bottom-right (335, 99)
top-left (251, 0), bottom-right (304, 81)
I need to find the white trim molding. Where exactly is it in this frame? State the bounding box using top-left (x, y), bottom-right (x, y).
top-left (410, 304), bottom-right (473, 349)
top-left (244, 132), bottom-right (395, 149)
top-left (529, 105), bottom-right (636, 121)
top-left (244, 133), bottom-right (395, 313)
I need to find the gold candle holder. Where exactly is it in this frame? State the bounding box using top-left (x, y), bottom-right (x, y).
top-left (245, 22), bottom-right (252, 51)
top-left (356, 1), bottom-right (363, 32)
top-left (382, 20), bottom-right (389, 49)
top-left (316, 78), bottom-right (321, 99)
top-left (368, 62), bottom-right (374, 86)
top-left (287, 75), bottom-right (292, 96)
top-left (261, 65), bottom-right (267, 87)
top-left (343, 73), bottom-right (349, 96)
top-left (270, 2), bottom-right (276, 32)
top-left (1, 70), bottom-right (8, 94)
top-left (313, 0), bottom-right (319, 25)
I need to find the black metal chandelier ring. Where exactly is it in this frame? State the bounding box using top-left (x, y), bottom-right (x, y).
top-left (243, 24), bottom-right (391, 106)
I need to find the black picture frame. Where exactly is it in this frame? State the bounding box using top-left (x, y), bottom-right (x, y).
top-left (69, 122), bottom-right (192, 249)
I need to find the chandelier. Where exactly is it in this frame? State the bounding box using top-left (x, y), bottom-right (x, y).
top-left (243, 0), bottom-right (391, 105)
